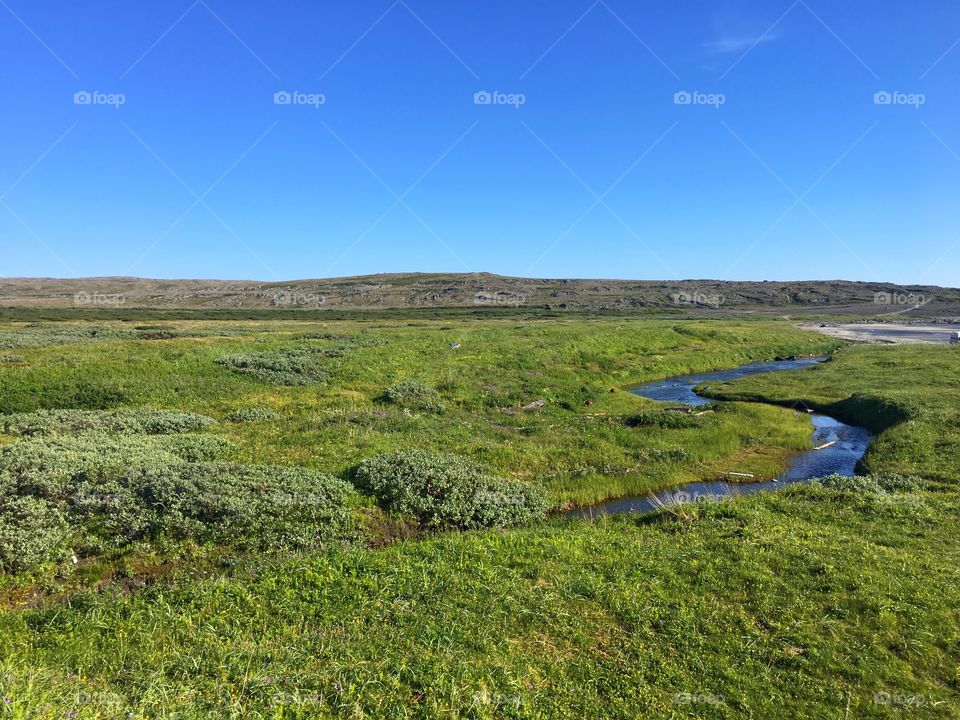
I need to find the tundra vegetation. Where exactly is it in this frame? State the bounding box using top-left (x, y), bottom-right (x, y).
top-left (0, 316), bottom-right (957, 718)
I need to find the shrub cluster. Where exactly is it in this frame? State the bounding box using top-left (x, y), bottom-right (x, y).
top-left (352, 450), bottom-right (548, 530)
top-left (72, 463), bottom-right (353, 551)
top-left (1, 409), bottom-right (216, 436)
top-left (647, 448), bottom-right (692, 463)
top-left (217, 349), bottom-right (331, 386)
top-left (0, 432), bottom-right (235, 501)
top-left (0, 495), bottom-right (68, 572)
top-left (300, 334), bottom-right (389, 354)
top-left (0, 324), bottom-right (258, 351)
top-left (813, 473), bottom-right (923, 494)
top-left (0, 428), bottom-right (353, 570)
top-left (0, 419), bottom-right (238, 571)
top-left (216, 336), bottom-right (388, 386)
top-left (379, 380), bottom-right (446, 413)
top-left (0, 354), bottom-right (25, 363)
top-left (625, 410), bottom-right (702, 429)
top-left (297, 332), bottom-right (351, 341)
top-left (0, 325), bottom-right (138, 349)
top-left (227, 407), bottom-right (280, 422)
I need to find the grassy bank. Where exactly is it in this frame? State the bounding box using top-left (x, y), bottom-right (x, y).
top-left (701, 344), bottom-right (960, 485)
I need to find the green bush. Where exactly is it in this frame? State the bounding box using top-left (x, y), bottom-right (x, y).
top-left (156, 434), bottom-right (234, 462)
top-left (0, 409), bottom-right (216, 436)
top-left (380, 380), bottom-right (446, 412)
top-left (0, 324), bottom-right (257, 350)
top-left (0, 433), bottom-right (234, 501)
top-left (0, 325), bottom-right (137, 350)
top-left (297, 332), bottom-right (351, 341)
top-left (0, 496), bottom-right (68, 572)
top-left (648, 447), bottom-right (692, 463)
top-left (352, 450), bottom-right (548, 529)
top-left (624, 410), bottom-right (702, 429)
top-left (227, 407), bottom-right (280, 422)
top-left (217, 349), bottom-right (331, 386)
top-left (813, 473), bottom-right (923, 494)
top-left (72, 463), bottom-right (353, 550)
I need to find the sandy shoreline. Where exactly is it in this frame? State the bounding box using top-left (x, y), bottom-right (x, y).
top-left (801, 322), bottom-right (960, 344)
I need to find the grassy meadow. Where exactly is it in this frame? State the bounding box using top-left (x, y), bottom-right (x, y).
top-left (0, 315), bottom-right (958, 718)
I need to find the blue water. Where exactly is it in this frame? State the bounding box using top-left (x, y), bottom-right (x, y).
top-left (570, 357), bottom-right (873, 518)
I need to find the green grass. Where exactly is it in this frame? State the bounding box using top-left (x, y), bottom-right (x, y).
top-left (1, 316), bottom-right (958, 718)
top-left (1, 488), bottom-right (957, 718)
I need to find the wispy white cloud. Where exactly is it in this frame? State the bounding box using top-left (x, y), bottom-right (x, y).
top-left (703, 30), bottom-right (781, 54)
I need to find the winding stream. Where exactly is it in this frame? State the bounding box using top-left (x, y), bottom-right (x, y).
top-left (570, 357), bottom-right (873, 518)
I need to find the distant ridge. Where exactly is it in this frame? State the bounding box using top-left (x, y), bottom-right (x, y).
top-left (1, 274), bottom-right (958, 316)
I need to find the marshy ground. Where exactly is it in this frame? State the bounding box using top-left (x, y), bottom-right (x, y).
top-left (0, 314), bottom-right (957, 718)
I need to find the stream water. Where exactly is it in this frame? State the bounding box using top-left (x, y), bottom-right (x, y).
top-left (570, 357), bottom-right (873, 518)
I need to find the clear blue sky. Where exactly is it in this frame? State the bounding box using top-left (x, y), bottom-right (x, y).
top-left (1, 0), bottom-right (958, 284)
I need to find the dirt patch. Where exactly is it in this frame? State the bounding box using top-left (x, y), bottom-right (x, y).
top-left (801, 322), bottom-right (960, 345)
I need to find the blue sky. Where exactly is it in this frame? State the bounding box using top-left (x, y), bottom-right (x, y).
top-left (1, 0), bottom-right (958, 284)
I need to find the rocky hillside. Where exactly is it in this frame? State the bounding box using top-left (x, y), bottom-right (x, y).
top-left (2, 274), bottom-right (958, 316)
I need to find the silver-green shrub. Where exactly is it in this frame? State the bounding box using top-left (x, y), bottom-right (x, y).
top-left (352, 450), bottom-right (548, 529)
top-left (216, 349), bottom-right (331, 385)
top-left (227, 407), bottom-right (280, 422)
top-left (380, 380), bottom-right (446, 413)
top-left (0, 496), bottom-right (68, 572)
top-left (1, 409), bottom-right (216, 436)
top-left (72, 463), bottom-right (353, 551)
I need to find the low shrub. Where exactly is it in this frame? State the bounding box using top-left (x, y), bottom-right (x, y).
top-left (625, 410), bottom-right (702, 429)
top-left (813, 473), bottom-right (924, 494)
top-left (156, 434), bottom-right (234, 462)
top-left (0, 409), bottom-right (216, 437)
top-left (352, 450), bottom-right (548, 530)
top-left (72, 463), bottom-right (353, 550)
top-left (379, 380), bottom-right (446, 412)
top-left (0, 325), bottom-right (138, 350)
top-left (0, 495), bottom-right (68, 572)
top-left (346, 336), bottom-right (389, 349)
top-left (297, 332), bottom-right (351, 341)
top-left (0, 432), bottom-right (234, 501)
top-left (217, 350), bottom-right (331, 386)
top-left (227, 407), bottom-right (280, 422)
top-left (136, 330), bottom-right (184, 340)
top-left (0, 354), bottom-right (25, 363)
top-left (648, 447), bottom-right (692, 463)
top-left (300, 334), bottom-right (389, 354)
top-left (0, 325), bottom-right (257, 350)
